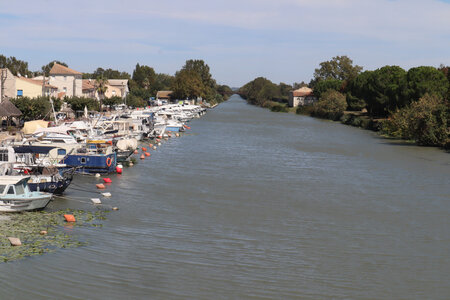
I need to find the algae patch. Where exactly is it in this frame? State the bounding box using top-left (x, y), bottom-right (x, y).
top-left (0, 209), bottom-right (108, 262)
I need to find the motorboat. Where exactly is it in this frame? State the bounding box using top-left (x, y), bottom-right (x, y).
top-left (0, 175), bottom-right (52, 212)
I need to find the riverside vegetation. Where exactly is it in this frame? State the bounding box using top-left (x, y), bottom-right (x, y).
top-left (239, 56), bottom-right (450, 149)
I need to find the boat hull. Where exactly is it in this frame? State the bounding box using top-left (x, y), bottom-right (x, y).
top-left (0, 194), bottom-right (52, 212)
top-left (61, 153), bottom-right (117, 174)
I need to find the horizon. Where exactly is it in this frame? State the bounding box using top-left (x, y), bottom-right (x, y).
top-left (1, 0), bottom-right (449, 87)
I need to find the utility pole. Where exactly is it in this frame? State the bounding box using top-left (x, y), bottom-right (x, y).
top-left (1, 68), bottom-right (7, 103)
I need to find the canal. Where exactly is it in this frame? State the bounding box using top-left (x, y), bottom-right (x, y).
top-left (1, 95), bottom-right (449, 299)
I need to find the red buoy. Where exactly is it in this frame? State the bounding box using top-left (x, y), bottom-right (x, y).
top-left (145, 152), bottom-right (150, 157)
top-left (103, 178), bottom-right (112, 183)
top-left (140, 154), bottom-right (145, 160)
top-left (142, 147), bottom-right (147, 152)
top-left (116, 166), bottom-right (122, 174)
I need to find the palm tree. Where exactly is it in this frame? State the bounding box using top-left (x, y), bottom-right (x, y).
top-left (95, 76), bottom-right (108, 112)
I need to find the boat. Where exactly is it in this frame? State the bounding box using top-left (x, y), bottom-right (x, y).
top-left (60, 140), bottom-right (117, 174)
top-left (0, 175), bottom-right (52, 212)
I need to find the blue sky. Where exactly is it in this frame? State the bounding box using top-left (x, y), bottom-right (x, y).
top-left (0, 0), bottom-right (449, 87)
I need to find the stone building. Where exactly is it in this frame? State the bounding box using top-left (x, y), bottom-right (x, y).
top-left (288, 87), bottom-right (317, 107)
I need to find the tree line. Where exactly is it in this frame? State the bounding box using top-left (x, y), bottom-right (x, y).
top-left (239, 56), bottom-right (450, 148)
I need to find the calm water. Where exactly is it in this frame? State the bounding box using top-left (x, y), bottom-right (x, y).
top-left (1, 95), bottom-right (449, 299)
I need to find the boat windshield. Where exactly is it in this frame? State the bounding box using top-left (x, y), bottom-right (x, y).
top-left (0, 185), bottom-right (6, 194)
top-left (15, 183), bottom-right (25, 195)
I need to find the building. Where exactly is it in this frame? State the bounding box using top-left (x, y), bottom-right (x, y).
top-left (15, 77), bottom-right (58, 98)
top-left (288, 87), bottom-right (317, 107)
top-left (48, 63), bottom-right (83, 97)
top-left (107, 79), bottom-right (129, 98)
top-left (156, 91), bottom-right (173, 102)
top-left (0, 68), bottom-right (16, 101)
top-left (82, 79), bottom-right (96, 98)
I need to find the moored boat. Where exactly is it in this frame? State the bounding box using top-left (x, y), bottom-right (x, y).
top-left (0, 176), bottom-right (52, 212)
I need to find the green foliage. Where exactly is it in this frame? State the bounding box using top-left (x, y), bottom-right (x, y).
top-left (103, 96), bottom-right (123, 107)
top-left (313, 55), bottom-right (362, 84)
top-left (125, 94), bottom-right (147, 108)
top-left (296, 105), bottom-right (315, 115)
top-left (366, 66), bottom-right (407, 116)
top-left (406, 66), bottom-right (449, 102)
top-left (11, 96), bottom-right (52, 121)
top-left (0, 54), bottom-right (32, 77)
top-left (131, 64), bottom-right (156, 90)
top-left (313, 90), bottom-right (347, 120)
top-left (82, 67), bottom-right (130, 80)
top-left (239, 77), bottom-right (283, 106)
top-left (41, 61), bottom-right (68, 76)
top-left (171, 69), bottom-right (205, 100)
top-left (66, 96), bottom-right (98, 112)
top-left (383, 94), bottom-right (449, 146)
top-left (313, 79), bottom-right (343, 99)
top-left (151, 73), bottom-right (174, 95)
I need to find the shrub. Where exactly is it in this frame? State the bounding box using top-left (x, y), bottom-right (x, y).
top-left (383, 94), bottom-right (449, 146)
top-left (313, 90), bottom-right (347, 120)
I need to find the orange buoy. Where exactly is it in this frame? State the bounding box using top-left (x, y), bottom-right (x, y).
top-left (157, 135), bottom-right (162, 139)
top-left (96, 183), bottom-right (106, 189)
top-left (140, 154), bottom-right (145, 159)
top-left (107, 140), bottom-right (113, 145)
top-left (168, 133), bottom-right (172, 137)
top-left (134, 150), bottom-right (139, 154)
top-left (149, 143), bottom-right (153, 147)
top-left (156, 139), bottom-right (161, 143)
top-left (64, 214), bottom-right (76, 222)
top-left (142, 147), bottom-right (147, 152)
top-left (145, 152), bottom-right (150, 157)
top-left (103, 178), bottom-right (112, 183)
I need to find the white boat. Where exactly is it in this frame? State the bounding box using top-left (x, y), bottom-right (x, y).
top-left (0, 176), bottom-right (52, 212)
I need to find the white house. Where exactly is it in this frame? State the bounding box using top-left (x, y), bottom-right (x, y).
top-left (288, 87), bottom-right (317, 107)
top-left (48, 63), bottom-right (82, 97)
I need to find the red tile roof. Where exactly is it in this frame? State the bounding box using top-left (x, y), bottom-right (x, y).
top-left (17, 76), bottom-right (58, 89)
top-left (49, 63), bottom-right (82, 75)
top-left (292, 87), bottom-right (313, 97)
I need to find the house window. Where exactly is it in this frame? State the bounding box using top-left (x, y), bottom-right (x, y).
top-left (63, 87), bottom-right (67, 93)
top-left (64, 76), bottom-right (67, 80)
top-left (112, 90), bottom-right (116, 96)
top-left (17, 90), bottom-right (23, 97)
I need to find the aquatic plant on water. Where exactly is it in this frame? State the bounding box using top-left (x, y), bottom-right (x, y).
top-left (0, 209), bottom-right (108, 262)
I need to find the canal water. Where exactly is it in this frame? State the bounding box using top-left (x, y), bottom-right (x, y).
top-left (1, 95), bottom-right (449, 299)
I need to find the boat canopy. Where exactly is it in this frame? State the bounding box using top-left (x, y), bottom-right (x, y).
top-left (13, 145), bottom-right (57, 154)
top-left (0, 175), bottom-right (30, 185)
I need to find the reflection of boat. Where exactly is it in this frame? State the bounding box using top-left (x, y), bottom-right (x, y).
top-left (0, 176), bottom-right (52, 212)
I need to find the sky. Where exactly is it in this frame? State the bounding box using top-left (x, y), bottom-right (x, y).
top-left (0, 0), bottom-right (449, 87)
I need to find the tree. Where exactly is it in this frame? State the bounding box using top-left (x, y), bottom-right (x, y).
top-left (102, 96), bottom-right (123, 108)
top-left (181, 59), bottom-right (216, 101)
top-left (41, 61), bottom-right (68, 76)
top-left (131, 64), bottom-right (156, 90)
top-left (239, 77), bottom-right (279, 106)
top-left (363, 66), bottom-right (408, 116)
top-left (11, 96), bottom-right (52, 121)
top-left (95, 76), bottom-right (108, 111)
top-left (66, 96), bottom-right (98, 112)
top-left (406, 66), bottom-right (449, 103)
top-left (346, 70), bottom-right (373, 111)
top-left (151, 73), bottom-right (174, 95)
top-left (313, 55), bottom-right (363, 83)
top-left (313, 90), bottom-right (347, 120)
top-left (0, 54), bottom-right (32, 77)
top-left (171, 69), bottom-right (205, 100)
top-left (313, 79), bottom-right (343, 99)
top-left (83, 68), bottom-right (131, 80)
